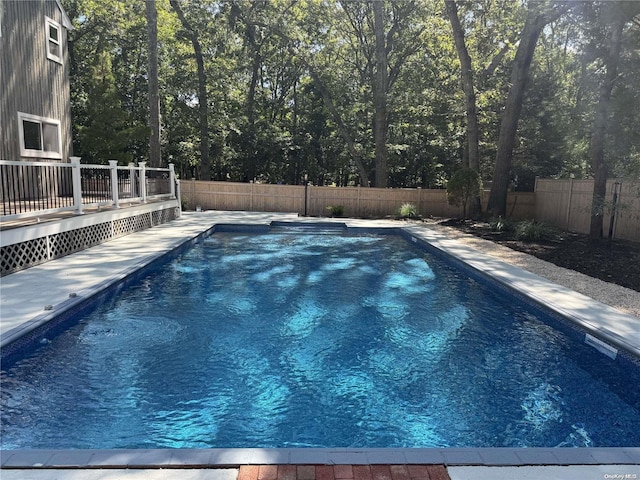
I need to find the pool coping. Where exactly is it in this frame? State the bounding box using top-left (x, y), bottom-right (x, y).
top-left (1, 211), bottom-right (639, 468)
top-left (1, 447), bottom-right (640, 468)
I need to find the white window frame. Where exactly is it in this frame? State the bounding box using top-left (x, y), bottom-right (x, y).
top-left (45, 16), bottom-right (63, 64)
top-left (18, 112), bottom-right (63, 160)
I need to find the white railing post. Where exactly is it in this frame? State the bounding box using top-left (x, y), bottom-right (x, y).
top-left (138, 161), bottom-right (147, 203)
top-left (176, 179), bottom-right (182, 217)
top-left (70, 156), bottom-right (84, 215)
top-left (109, 160), bottom-right (120, 208)
top-left (168, 163), bottom-right (176, 199)
top-left (128, 162), bottom-right (136, 198)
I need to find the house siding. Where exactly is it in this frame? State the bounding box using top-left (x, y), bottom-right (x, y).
top-left (0, 0), bottom-right (72, 162)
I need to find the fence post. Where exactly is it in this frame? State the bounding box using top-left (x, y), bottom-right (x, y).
top-left (304, 177), bottom-right (308, 216)
top-left (138, 161), bottom-right (147, 203)
top-left (565, 177), bottom-right (574, 230)
top-left (70, 156), bottom-right (84, 215)
top-left (608, 180), bottom-right (621, 242)
top-left (168, 163), bottom-right (176, 199)
top-left (109, 160), bottom-right (120, 208)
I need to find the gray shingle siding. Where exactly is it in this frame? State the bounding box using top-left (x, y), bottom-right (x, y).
top-left (1, 0), bottom-right (73, 162)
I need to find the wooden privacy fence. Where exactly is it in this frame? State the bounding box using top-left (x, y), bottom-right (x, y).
top-left (180, 179), bottom-right (535, 220)
top-left (181, 178), bottom-right (640, 241)
top-left (535, 178), bottom-right (640, 243)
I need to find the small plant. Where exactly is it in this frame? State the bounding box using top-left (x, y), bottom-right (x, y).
top-left (489, 216), bottom-right (513, 233)
top-left (399, 202), bottom-right (418, 219)
top-left (326, 205), bottom-right (344, 217)
top-left (513, 220), bottom-right (558, 242)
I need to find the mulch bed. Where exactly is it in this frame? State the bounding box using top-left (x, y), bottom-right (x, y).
top-left (437, 218), bottom-right (640, 293)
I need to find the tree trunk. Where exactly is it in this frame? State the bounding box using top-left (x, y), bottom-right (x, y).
top-left (245, 52), bottom-right (260, 182)
top-left (445, 0), bottom-right (481, 217)
top-left (146, 0), bottom-right (161, 167)
top-left (486, 5), bottom-right (547, 216)
top-left (589, 10), bottom-right (625, 240)
top-left (372, 0), bottom-right (388, 188)
top-left (169, 0), bottom-right (210, 180)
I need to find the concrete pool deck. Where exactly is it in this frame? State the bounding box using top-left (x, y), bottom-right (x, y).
top-left (1, 211), bottom-right (639, 477)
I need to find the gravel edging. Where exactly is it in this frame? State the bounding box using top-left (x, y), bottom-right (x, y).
top-left (422, 222), bottom-right (640, 319)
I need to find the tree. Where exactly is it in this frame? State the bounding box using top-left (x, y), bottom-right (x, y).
top-left (229, 0), bottom-right (274, 182)
top-left (339, 0), bottom-right (426, 187)
top-left (487, 1), bottom-right (572, 216)
top-left (169, 0), bottom-right (210, 180)
top-left (146, 0), bottom-right (162, 167)
top-left (444, 0), bottom-right (481, 217)
top-left (588, 2), bottom-right (637, 240)
top-left (77, 51), bottom-right (149, 164)
top-left (65, 0), bottom-right (154, 163)
top-left (447, 168), bottom-right (481, 219)
top-left (305, 65), bottom-right (371, 185)
top-left (372, 0), bottom-right (389, 188)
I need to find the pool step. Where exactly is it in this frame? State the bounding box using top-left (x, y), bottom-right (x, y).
top-left (269, 221), bottom-right (348, 234)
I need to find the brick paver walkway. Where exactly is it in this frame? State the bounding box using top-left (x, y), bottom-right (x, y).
top-left (239, 465), bottom-right (450, 480)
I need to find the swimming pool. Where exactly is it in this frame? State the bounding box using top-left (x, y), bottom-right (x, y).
top-left (1, 224), bottom-right (639, 450)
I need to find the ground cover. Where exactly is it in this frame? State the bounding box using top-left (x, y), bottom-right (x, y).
top-left (436, 218), bottom-right (640, 293)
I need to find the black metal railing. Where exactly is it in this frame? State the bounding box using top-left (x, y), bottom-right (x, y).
top-left (80, 166), bottom-right (113, 205)
top-left (117, 168), bottom-right (138, 200)
top-left (1, 161), bottom-right (74, 216)
top-left (146, 167), bottom-right (171, 197)
top-left (0, 158), bottom-right (176, 220)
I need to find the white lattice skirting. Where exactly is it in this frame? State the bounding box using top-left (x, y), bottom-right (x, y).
top-left (1, 202), bottom-right (179, 276)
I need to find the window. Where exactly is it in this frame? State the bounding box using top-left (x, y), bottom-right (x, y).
top-left (18, 112), bottom-right (62, 159)
top-left (45, 17), bottom-right (62, 64)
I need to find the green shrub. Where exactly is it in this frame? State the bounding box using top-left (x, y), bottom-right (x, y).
top-left (489, 216), bottom-right (513, 233)
top-left (326, 205), bottom-right (344, 217)
top-left (513, 220), bottom-right (558, 242)
top-left (399, 202), bottom-right (418, 218)
top-left (446, 168), bottom-right (481, 218)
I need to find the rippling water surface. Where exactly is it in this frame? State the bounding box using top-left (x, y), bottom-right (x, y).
top-left (2, 230), bottom-right (639, 449)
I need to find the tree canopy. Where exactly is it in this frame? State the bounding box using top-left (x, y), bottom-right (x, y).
top-left (64, 0), bottom-right (640, 198)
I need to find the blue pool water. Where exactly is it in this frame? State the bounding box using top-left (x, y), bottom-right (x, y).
top-left (1, 228), bottom-right (639, 449)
